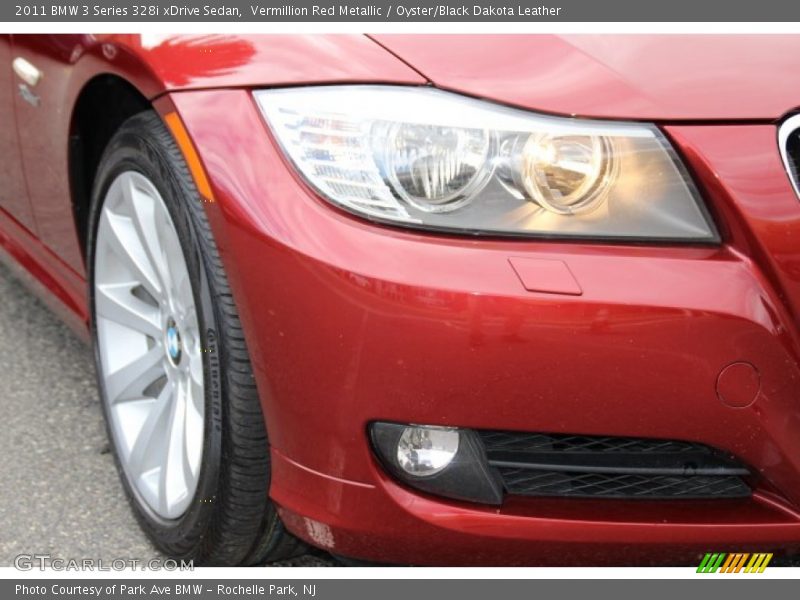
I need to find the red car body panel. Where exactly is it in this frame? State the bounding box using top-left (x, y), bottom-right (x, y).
top-left (2, 34), bottom-right (800, 565)
top-left (0, 40), bottom-right (36, 232)
top-left (373, 34), bottom-right (800, 120)
top-left (168, 89), bottom-right (800, 563)
top-left (3, 34), bottom-right (423, 277)
top-left (127, 34), bottom-right (426, 91)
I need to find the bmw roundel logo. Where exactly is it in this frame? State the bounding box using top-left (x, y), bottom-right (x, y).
top-left (165, 319), bottom-right (182, 364)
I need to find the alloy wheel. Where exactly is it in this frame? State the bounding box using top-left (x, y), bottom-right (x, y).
top-left (94, 171), bottom-right (204, 520)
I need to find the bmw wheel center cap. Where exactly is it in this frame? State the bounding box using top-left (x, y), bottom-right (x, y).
top-left (165, 317), bottom-right (183, 365)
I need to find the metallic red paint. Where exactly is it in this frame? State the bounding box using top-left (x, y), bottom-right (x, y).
top-left (2, 34), bottom-right (800, 565)
top-left (0, 36), bottom-right (37, 232)
top-left (271, 451), bottom-right (800, 566)
top-left (1, 33), bottom-right (422, 298)
top-left (373, 34), bottom-right (800, 120)
top-left (167, 88), bottom-right (800, 564)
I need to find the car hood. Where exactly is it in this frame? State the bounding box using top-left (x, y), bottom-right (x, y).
top-left (371, 34), bottom-right (800, 121)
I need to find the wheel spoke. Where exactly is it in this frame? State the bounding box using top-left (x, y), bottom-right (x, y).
top-left (187, 370), bottom-right (205, 429)
top-left (157, 209), bottom-right (192, 306)
top-left (125, 382), bottom-right (173, 483)
top-left (105, 345), bottom-right (165, 403)
top-left (186, 364), bottom-right (205, 398)
top-left (158, 377), bottom-right (191, 516)
top-left (126, 179), bottom-right (172, 297)
top-left (182, 305), bottom-right (199, 341)
top-left (185, 373), bottom-right (204, 479)
top-left (95, 282), bottom-right (161, 339)
top-left (101, 208), bottom-right (163, 301)
top-left (174, 264), bottom-right (194, 314)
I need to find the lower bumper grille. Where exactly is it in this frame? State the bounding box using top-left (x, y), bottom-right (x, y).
top-left (479, 431), bottom-right (751, 500)
top-left (498, 468), bottom-right (750, 499)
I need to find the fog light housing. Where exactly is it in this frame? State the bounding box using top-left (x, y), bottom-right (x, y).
top-left (370, 422), bottom-right (503, 505)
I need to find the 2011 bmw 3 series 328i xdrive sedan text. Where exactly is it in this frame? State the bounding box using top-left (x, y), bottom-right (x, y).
top-left (2, 34), bottom-right (800, 566)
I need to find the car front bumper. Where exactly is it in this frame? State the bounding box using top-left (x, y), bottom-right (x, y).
top-left (166, 89), bottom-right (800, 565)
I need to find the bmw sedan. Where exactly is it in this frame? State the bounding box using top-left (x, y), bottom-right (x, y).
top-left (2, 34), bottom-right (800, 566)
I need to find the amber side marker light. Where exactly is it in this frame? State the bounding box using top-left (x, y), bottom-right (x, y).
top-left (163, 112), bottom-right (215, 203)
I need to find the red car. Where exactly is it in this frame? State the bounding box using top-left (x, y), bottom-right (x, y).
top-left (2, 34), bottom-right (800, 566)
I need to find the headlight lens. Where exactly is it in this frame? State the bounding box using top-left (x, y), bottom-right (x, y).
top-left (385, 123), bottom-right (492, 211)
top-left (256, 86), bottom-right (717, 242)
top-left (516, 133), bottom-right (615, 215)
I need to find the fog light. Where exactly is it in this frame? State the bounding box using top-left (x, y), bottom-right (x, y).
top-left (370, 422), bottom-right (503, 505)
top-left (396, 426), bottom-right (460, 476)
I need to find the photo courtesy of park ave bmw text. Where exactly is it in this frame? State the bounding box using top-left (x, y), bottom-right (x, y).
top-left (1, 1), bottom-right (800, 593)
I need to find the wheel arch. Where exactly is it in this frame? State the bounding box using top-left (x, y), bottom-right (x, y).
top-left (67, 74), bottom-right (152, 263)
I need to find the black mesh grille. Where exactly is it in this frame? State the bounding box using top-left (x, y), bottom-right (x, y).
top-left (499, 468), bottom-right (750, 499)
top-left (479, 430), bottom-right (751, 500)
top-left (479, 431), bottom-right (706, 455)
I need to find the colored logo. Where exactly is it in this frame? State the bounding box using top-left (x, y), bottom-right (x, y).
top-left (166, 323), bottom-right (182, 364)
top-left (697, 552), bottom-right (772, 573)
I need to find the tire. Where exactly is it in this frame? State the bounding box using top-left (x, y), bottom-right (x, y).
top-left (87, 110), bottom-right (304, 565)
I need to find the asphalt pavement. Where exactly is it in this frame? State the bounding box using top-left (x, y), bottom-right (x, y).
top-left (0, 261), bottom-right (332, 568)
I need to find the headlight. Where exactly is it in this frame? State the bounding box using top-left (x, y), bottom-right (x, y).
top-left (256, 86), bottom-right (717, 242)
